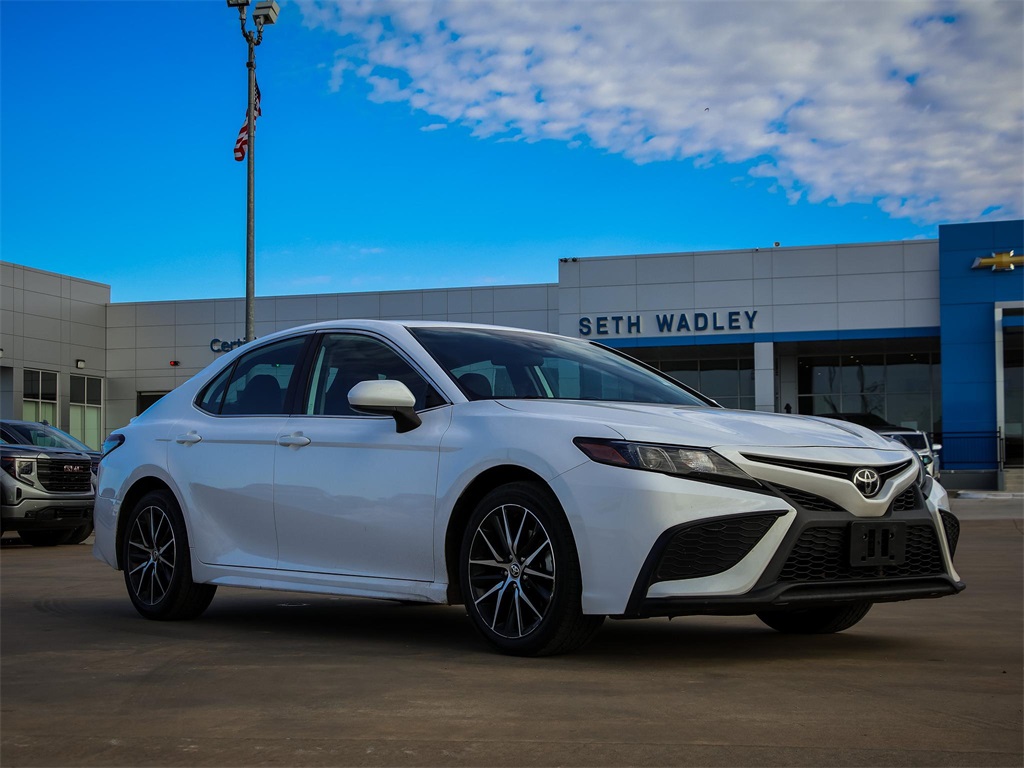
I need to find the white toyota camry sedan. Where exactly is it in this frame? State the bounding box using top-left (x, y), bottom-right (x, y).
top-left (94, 321), bottom-right (963, 655)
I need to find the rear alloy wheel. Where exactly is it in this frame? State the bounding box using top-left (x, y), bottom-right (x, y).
top-left (757, 601), bottom-right (873, 634)
top-left (122, 490), bottom-right (216, 620)
top-left (460, 481), bottom-right (603, 656)
top-left (18, 529), bottom-right (72, 547)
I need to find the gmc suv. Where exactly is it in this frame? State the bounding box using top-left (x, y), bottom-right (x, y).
top-left (1, 421), bottom-right (97, 546)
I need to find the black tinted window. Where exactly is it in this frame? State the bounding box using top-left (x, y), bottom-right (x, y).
top-left (411, 327), bottom-right (707, 406)
top-left (305, 334), bottom-right (437, 416)
top-left (201, 337), bottom-right (307, 416)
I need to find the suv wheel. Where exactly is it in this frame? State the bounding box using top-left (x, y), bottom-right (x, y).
top-left (65, 521), bottom-right (94, 545)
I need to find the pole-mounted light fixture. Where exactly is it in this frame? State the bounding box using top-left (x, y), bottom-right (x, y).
top-left (227, 0), bottom-right (278, 342)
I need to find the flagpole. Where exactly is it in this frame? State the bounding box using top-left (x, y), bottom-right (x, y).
top-left (245, 34), bottom-right (257, 342)
top-left (227, 0), bottom-right (278, 343)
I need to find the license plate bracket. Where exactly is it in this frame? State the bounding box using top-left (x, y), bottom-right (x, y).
top-left (849, 521), bottom-right (907, 567)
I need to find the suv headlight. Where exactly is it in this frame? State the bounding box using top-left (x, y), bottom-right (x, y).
top-left (1, 457), bottom-right (36, 485)
top-left (574, 438), bottom-right (760, 489)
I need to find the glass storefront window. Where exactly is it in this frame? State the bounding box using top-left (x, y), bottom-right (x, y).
top-left (663, 361), bottom-right (699, 390)
top-left (23, 370), bottom-right (58, 426)
top-left (738, 359), bottom-right (755, 397)
top-left (840, 355), bottom-right (885, 395)
top-left (799, 357), bottom-right (842, 395)
top-left (699, 360), bottom-right (739, 402)
top-left (887, 354), bottom-right (932, 392)
top-left (70, 374), bottom-right (103, 449)
top-left (796, 347), bottom-right (941, 433)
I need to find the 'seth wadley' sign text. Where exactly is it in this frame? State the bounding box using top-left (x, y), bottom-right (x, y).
top-left (579, 310), bottom-right (758, 337)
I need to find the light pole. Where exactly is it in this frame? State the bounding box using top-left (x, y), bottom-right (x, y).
top-left (227, 0), bottom-right (279, 343)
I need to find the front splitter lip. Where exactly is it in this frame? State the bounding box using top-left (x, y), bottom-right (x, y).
top-left (619, 576), bottom-right (965, 619)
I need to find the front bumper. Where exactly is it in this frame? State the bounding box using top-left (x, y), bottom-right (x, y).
top-left (623, 498), bottom-right (962, 617)
top-left (1, 498), bottom-right (93, 532)
top-left (553, 461), bottom-right (963, 617)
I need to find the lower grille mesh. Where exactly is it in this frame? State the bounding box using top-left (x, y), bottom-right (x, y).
top-left (654, 513), bottom-right (784, 582)
top-left (779, 524), bottom-right (945, 582)
top-left (939, 511), bottom-right (960, 559)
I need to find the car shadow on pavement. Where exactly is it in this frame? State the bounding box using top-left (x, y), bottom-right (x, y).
top-left (61, 590), bottom-right (925, 666)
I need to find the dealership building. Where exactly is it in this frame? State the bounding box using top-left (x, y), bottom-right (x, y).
top-left (2, 219), bottom-right (1021, 489)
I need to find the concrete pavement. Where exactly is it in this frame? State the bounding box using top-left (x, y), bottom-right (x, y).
top-left (1, 497), bottom-right (1021, 767)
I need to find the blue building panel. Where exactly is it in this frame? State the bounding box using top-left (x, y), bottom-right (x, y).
top-left (938, 221), bottom-right (1024, 470)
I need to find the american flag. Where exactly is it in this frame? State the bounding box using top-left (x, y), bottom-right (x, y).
top-left (233, 80), bottom-right (262, 162)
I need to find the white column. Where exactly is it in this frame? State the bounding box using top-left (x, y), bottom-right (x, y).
top-left (754, 341), bottom-right (775, 412)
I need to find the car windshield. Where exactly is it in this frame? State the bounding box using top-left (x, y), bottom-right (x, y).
top-left (410, 327), bottom-right (709, 406)
top-left (885, 432), bottom-right (928, 450)
top-left (1, 422), bottom-right (92, 452)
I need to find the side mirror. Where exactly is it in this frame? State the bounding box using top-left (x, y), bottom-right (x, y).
top-left (348, 380), bottom-right (422, 433)
top-left (931, 443), bottom-right (942, 452)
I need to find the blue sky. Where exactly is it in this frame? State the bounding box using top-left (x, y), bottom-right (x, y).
top-left (2, 0), bottom-right (1021, 303)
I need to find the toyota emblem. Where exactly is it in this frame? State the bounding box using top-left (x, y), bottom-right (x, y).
top-left (853, 468), bottom-right (881, 498)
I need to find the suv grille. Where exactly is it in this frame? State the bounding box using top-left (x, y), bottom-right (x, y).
top-left (654, 513), bottom-right (784, 582)
top-left (36, 459), bottom-right (92, 493)
top-left (779, 524), bottom-right (944, 582)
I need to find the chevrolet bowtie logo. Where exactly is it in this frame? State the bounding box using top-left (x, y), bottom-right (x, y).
top-left (971, 250), bottom-right (1022, 271)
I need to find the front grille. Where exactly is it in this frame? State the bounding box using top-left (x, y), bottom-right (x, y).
top-left (35, 459), bottom-right (92, 493)
top-left (744, 455), bottom-right (913, 483)
top-left (779, 524), bottom-right (945, 582)
top-left (774, 485), bottom-right (845, 512)
top-left (654, 513), bottom-right (784, 582)
top-left (939, 511), bottom-right (960, 559)
top-left (890, 487), bottom-right (918, 512)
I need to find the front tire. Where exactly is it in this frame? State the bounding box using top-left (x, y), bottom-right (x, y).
top-left (460, 481), bottom-right (603, 656)
top-left (757, 601), bottom-right (872, 634)
top-left (122, 489), bottom-right (216, 620)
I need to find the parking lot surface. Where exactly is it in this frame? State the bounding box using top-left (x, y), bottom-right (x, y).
top-left (2, 498), bottom-right (1021, 767)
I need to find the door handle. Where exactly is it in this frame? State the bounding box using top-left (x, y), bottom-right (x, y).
top-left (278, 434), bottom-right (311, 447)
top-left (175, 433), bottom-right (202, 445)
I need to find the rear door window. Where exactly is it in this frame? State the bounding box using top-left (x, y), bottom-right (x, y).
top-left (198, 337), bottom-right (309, 416)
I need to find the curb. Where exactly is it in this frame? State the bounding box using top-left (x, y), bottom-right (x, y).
top-left (952, 491), bottom-right (1024, 500)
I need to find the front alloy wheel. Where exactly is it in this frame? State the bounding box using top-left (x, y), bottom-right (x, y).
top-left (460, 482), bottom-right (603, 656)
top-left (467, 501), bottom-right (556, 640)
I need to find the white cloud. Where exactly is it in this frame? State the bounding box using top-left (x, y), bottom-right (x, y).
top-left (297, 0), bottom-right (1023, 223)
top-left (420, 123), bottom-right (448, 132)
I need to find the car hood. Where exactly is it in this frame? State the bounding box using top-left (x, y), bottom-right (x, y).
top-left (495, 400), bottom-right (898, 451)
top-left (0, 444), bottom-right (95, 460)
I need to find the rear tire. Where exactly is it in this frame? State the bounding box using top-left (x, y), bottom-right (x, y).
top-left (122, 489), bottom-right (216, 620)
top-left (757, 601), bottom-right (872, 634)
top-left (19, 529), bottom-right (72, 547)
top-left (460, 481), bottom-right (603, 656)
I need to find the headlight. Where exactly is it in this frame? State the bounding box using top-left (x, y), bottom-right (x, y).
top-left (913, 453), bottom-right (933, 497)
top-left (1, 457), bottom-right (36, 485)
top-left (101, 433), bottom-right (125, 458)
top-left (574, 438), bottom-right (760, 489)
